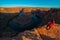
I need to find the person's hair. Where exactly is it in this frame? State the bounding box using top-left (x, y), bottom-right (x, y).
top-left (50, 19), bottom-right (53, 22)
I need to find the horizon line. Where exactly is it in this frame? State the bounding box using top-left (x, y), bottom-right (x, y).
top-left (0, 5), bottom-right (60, 8)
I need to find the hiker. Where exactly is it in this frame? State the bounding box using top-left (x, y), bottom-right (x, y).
top-left (46, 20), bottom-right (54, 30)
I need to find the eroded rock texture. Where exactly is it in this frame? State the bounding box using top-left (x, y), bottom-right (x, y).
top-left (0, 8), bottom-right (60, 40)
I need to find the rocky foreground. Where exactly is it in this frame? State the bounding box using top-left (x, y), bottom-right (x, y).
top-left (0, 7), bottom-right (60, 40)
top-left (0, 24), bottom-right (60, 40)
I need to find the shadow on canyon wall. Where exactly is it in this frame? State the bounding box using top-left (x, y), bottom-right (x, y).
top-left (0, 8), bottom-right (60, 37)
top-left (40, 34), bottom-right (57, 40)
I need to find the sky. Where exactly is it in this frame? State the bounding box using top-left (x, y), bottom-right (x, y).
top-left (0, 0), bottom-right (60, 8)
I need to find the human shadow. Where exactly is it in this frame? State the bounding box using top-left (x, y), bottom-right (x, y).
top-left (40, 34), bottom-right (56, 40)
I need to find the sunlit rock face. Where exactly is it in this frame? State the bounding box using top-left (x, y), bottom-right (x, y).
top-left (0, 7), bottom-right (50, 13)
top-left (0, 7), bottom-right (60, 40)
top-left (0, 7), bottom-right (21, 13)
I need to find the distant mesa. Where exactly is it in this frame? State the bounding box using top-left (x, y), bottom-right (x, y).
top-left (0, 7), bottom-right (50, 13)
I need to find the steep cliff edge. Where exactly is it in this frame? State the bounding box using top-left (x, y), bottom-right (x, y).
top-left (0, 7), bottom-right (60, 40)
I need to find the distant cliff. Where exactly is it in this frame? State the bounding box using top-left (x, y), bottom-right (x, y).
top-left (0, 7), bottom-right (50, 13)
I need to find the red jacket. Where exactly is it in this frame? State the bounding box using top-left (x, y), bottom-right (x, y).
top-left (48, 22), bottom-right (54, 28)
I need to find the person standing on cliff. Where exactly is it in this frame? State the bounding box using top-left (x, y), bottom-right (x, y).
top-left (46, 19), bottom-right (54, 30)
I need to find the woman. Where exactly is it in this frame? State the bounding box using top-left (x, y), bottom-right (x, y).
top-left (46, 20), bottom-right (54, 30)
